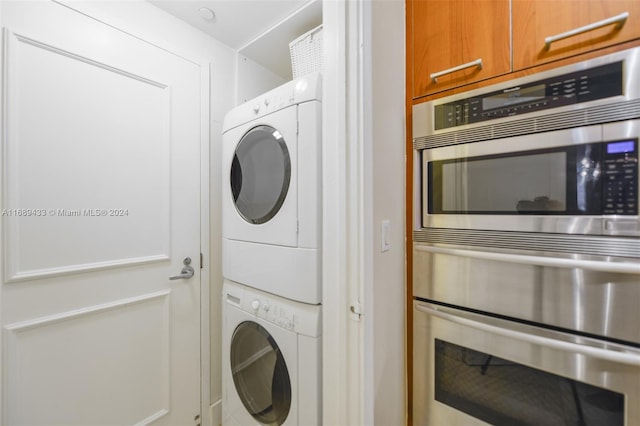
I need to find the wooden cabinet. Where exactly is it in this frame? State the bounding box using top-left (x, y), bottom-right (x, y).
top-left (513, 0), bottom-right (640, 70)
top-left (410, 0), bottom-right (510, 99)
top-left (408, 0), bottom-right (640, 100)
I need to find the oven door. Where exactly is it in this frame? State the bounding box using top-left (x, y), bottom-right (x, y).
top-left (413, 301), bottom-right (640, 426)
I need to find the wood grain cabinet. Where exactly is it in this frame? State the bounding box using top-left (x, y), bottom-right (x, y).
top-left (410, 0), bottom-right (510, 99)
top-left (513, 0), bottom-right (640, 70)
top-left (409, 0), bottom-right (640, 100)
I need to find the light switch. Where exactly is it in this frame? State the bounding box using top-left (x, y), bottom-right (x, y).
top-left (381, 220), bottom-right (391, 252)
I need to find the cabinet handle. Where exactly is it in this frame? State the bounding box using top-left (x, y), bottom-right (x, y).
top-left (430, 58), bottom-right (483, 83)
top-left (544, 12), bottom-right (629, 50)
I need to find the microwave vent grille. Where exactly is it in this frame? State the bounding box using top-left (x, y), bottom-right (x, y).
top-left (414, 99), bottom-right (640, 150)
top-left (414, 228), bottom-right (640, 259)
top-left (491, 120), bottom-right (536, 139)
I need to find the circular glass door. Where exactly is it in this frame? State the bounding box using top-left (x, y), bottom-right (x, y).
top-left (231, 125), bottom-right (291, 224)
top-left (230, 321), bottom-right (291, 425)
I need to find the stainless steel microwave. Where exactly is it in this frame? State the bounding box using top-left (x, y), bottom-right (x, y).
top-left (413, 48), bottom-right (640, 240)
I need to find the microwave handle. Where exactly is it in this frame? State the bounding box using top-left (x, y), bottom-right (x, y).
top-left (415, 245), bottom-right (640, 275)
top-left (415, 303), bottom-right (640, 366)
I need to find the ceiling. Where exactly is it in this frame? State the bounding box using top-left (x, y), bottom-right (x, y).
top-left (148, 0), bottom-right (321, 78)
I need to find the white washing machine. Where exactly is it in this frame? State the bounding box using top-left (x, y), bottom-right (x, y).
top-left (222, 73), bottom-right (321, 304)
top-left (222, 279), bottom-right (322, 426)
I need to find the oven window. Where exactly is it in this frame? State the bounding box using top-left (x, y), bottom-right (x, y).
top-left (435, 340), bottom-right (624, 426)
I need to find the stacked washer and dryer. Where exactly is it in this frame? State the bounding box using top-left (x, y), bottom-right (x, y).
top-left (221, 73), bottom-right (322, 426)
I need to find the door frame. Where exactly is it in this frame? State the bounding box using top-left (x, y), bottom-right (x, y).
top-left (0, 1), bottom-right (212, 423)
top-left (321, 1), bottom-right (365, 425)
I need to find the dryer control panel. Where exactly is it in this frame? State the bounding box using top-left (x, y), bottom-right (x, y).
top-left (251, 91), bottom-right (296, 117)
top-left (223, 72), bottom-right (322, 132)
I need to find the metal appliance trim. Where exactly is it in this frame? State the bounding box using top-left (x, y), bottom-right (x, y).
top-left (414, 228), bottom-right (640, 263)
top-left (414, 98), bottom-right (640, 150)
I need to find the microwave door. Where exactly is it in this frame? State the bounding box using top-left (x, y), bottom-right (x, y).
top-left (421, 125), bottom-right (606, 233)
top-left (429, 151), bottom-right (569, 214)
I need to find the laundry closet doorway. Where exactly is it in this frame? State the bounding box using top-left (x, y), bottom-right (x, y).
top-left (0, 1), bottom-right (207, 424)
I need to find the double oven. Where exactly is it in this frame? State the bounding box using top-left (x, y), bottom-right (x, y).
top-left (413, 48), bottom-right (640, 425)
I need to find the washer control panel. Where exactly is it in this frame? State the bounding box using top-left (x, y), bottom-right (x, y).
top-left (251, 298), bottom-right (296, 331)
top-left (224, 281), bottom-right (321, 337)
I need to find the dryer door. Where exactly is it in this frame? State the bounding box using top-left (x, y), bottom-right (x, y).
top-left (230, 321), bottom-right (292, 425)
top-left (231, 125), bottom-right (291, 225)
top-left (222, 106), bottom-right (298, 247)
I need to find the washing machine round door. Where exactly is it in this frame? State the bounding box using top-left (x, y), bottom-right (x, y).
top-left (230, 321), bottom-right (291, 425)
top-left (231, 125), bottom-right (291, 225)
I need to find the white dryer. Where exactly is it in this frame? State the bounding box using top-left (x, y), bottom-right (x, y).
top-left (222, 280), bottom-right (322, 426)
top-left (222, 73), bottom-right (322, 304)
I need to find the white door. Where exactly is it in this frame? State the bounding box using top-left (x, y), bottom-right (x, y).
top-left (1, 2), bottom-right (203, 424)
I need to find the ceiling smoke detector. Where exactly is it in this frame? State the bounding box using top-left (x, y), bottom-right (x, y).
top-left (198, 7), bottom-right (216, 22)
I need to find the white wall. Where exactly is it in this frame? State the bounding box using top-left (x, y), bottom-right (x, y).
top-left (364, 0), bottom-right (406, 424)
top-left (50, 2), bottom-right (237, 424)
top-left (236, 54), bottom-right (287, 104)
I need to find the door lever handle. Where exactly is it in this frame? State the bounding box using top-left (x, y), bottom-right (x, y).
top-left (169, 257), bottom-right (195, 280)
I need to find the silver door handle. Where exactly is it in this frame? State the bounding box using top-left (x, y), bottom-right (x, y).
top-left (430, 58), bottom-right (483, 83)
top-left (544, 12), bottom-right (629, 50)
top-left (169, 257), bottom-right (195, 280)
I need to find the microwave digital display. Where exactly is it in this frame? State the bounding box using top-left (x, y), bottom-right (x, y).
top-left (482, 84), bottom-right (546, 110)
top-left (607, 140), bottom-right (636, 154)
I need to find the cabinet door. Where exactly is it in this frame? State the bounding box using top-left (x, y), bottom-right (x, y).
top-left (513, 0), bottom-right (640, 70)
top-left (411, 0), bottom-right (510, 99)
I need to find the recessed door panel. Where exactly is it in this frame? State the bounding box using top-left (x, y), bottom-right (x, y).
top-left (5, 33), bottom-right (171, 281)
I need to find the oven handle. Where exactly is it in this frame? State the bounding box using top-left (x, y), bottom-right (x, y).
top-left (415, 245), bottom-right (640, 275)
top-left (415, 303), bottom-right (640, 366)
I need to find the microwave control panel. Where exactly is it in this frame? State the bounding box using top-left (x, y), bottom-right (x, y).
top-left (434, 62), bottom-right (623, 130)
top-left (603, 139), bottom-right (638, 215)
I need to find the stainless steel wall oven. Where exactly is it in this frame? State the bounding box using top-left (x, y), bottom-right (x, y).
top-left (413, 48), bottom-right (640, 425)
